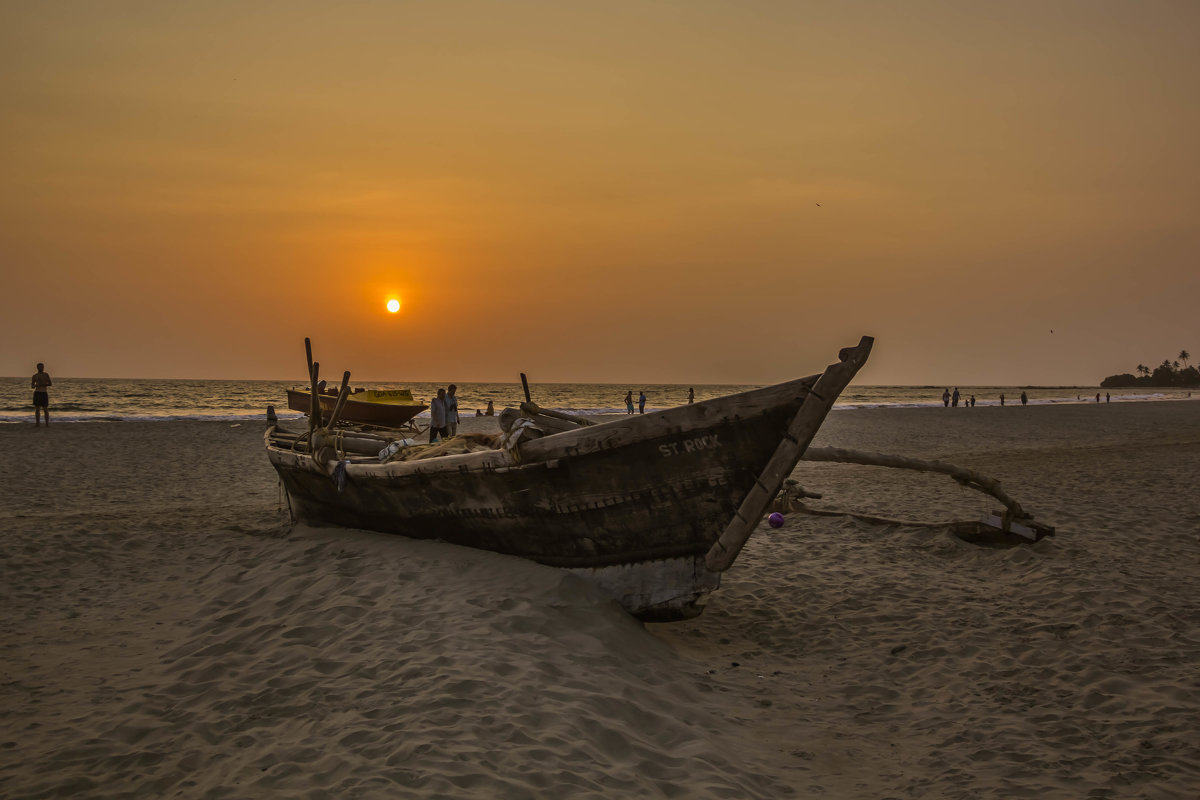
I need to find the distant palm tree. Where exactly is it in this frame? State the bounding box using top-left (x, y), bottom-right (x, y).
top-left (1137, 364), bottom-right (1149, 378)
top-left (1181, 350), bottom-right (1191, 369)
top-left (1173, 360), bottom-right (1181, 372)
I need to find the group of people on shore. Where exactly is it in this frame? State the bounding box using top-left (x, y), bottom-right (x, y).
top-left (943, 388), bottom-right (977, 407)
top-left (623, 387), bottom-right (695, 415)
top-left (428, 386), bottom-right (499, 442)
top-left (428, 384), bottom-right (460, 443)
top-left (945, 387), bottom-right (1027, 407)
top-left (944, 389), bottom-right (1112, 408)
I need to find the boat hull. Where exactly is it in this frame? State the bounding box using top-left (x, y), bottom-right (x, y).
top-left (285, 389), bottom-right (427, 429)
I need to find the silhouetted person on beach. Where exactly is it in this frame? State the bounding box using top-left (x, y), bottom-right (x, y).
top-left (446, 384), bottom-right (460, 437)
top-left (1021, 391), bottom-right (1028, 406)
top-left (1106, 392), bottom-right (1110, 403)
top-left (486, 400), bottom-right (494, 416)
top-left (1095, 393), bottom-right (1101, 403)
top-left (638, 391), bottom-right (647, 414)
top-left (429, 388), bottom-right (448, 443)
top-left (32, 363), bottom-right (51, 426)
top-left (625, 391), bottom-right (634, 415)
top-left (942, 388), bottom-right (950, 407)
top-left (970, 395), bottom-right (976, 407)
top-left (1000, 393), bottom-right (1005, 406)
top-left (688, 387), bottom-right (695, 404)
top-left (952, 388), bottom-right (960, 407)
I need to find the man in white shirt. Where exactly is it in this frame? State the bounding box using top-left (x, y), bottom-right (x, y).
top-left (429, 387), bottom-right (448, 443)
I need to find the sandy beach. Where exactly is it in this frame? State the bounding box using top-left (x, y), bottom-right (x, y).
top-left (2, 401), bottom-right (1198, 798)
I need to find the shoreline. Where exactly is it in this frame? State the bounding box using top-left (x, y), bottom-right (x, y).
top-left (1, 379), bottom-right (1196, 425)
top-left (1, 387), bottom-right (1196, 426)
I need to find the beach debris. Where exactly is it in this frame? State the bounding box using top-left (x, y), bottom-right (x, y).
top-left (767, 512), bottom-right (785, 528)
top-left (979, 511), bottom-right (1052, 541)
top-left (769, 478), bottom-right (823, 513)
top-left (949, 519), bottom-right (1054, 548)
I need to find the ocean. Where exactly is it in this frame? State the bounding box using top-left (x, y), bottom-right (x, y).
top-left (0, 378), bottom-right (1193, 423)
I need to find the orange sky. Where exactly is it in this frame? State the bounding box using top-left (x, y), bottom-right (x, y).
top-left (2, 1), bottom-right (1197, 385)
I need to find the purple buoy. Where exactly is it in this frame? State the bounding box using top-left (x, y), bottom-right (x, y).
top-left (768, 512), bottom-right (785, 529)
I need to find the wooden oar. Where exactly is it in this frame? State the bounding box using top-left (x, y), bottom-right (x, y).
top-left (517, 373), bottom-right (593, 426)
top-left (309, 360), bottom-right (322, 432)
top-left (519, 401), bottom-right (595, 427)
top-left (324, 371), bottom-right (353, 430)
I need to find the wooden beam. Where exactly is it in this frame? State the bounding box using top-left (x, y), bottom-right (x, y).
top-left (325, 370), bottom-right (353, 430)
top-left (309, 360), bottom-right (321, 432)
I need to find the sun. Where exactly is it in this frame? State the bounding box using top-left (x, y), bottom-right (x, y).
top-left (386, 298), bottom-right (401, 313)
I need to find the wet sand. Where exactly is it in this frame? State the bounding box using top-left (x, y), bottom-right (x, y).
top-left (2, 400), bottom-right (1198, 798)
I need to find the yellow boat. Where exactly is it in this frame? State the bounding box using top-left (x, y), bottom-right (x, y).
top-left (286, 387), bottom-right (427, 429)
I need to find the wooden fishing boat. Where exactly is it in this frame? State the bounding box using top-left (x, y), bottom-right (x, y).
top-left (266, 337), bottom-right (873, 621)
top-left (285, 387), bottom-right (427, 429)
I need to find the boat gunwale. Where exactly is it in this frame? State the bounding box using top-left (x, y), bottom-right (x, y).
top-left (267, 371), bottom-right (822, 479)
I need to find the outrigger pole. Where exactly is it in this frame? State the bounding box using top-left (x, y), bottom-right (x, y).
top-left (800, 447), bottom-right (1055, 540)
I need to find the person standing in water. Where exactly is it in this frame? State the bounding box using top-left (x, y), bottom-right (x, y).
top-left (688, 387), bottom-right (695, 404)
top-left (638, 391), bottom-right (647, 414)
top-left (32, 362), bottom-right (52, 426)
top-left (625, 391), bottom-right (634, 415)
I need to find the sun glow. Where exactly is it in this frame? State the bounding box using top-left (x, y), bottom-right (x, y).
top-left (386, 298), bottom-right (401, 313)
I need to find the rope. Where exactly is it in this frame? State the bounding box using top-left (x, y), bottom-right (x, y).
top-left (786, 505), bottom-right (971, 529)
